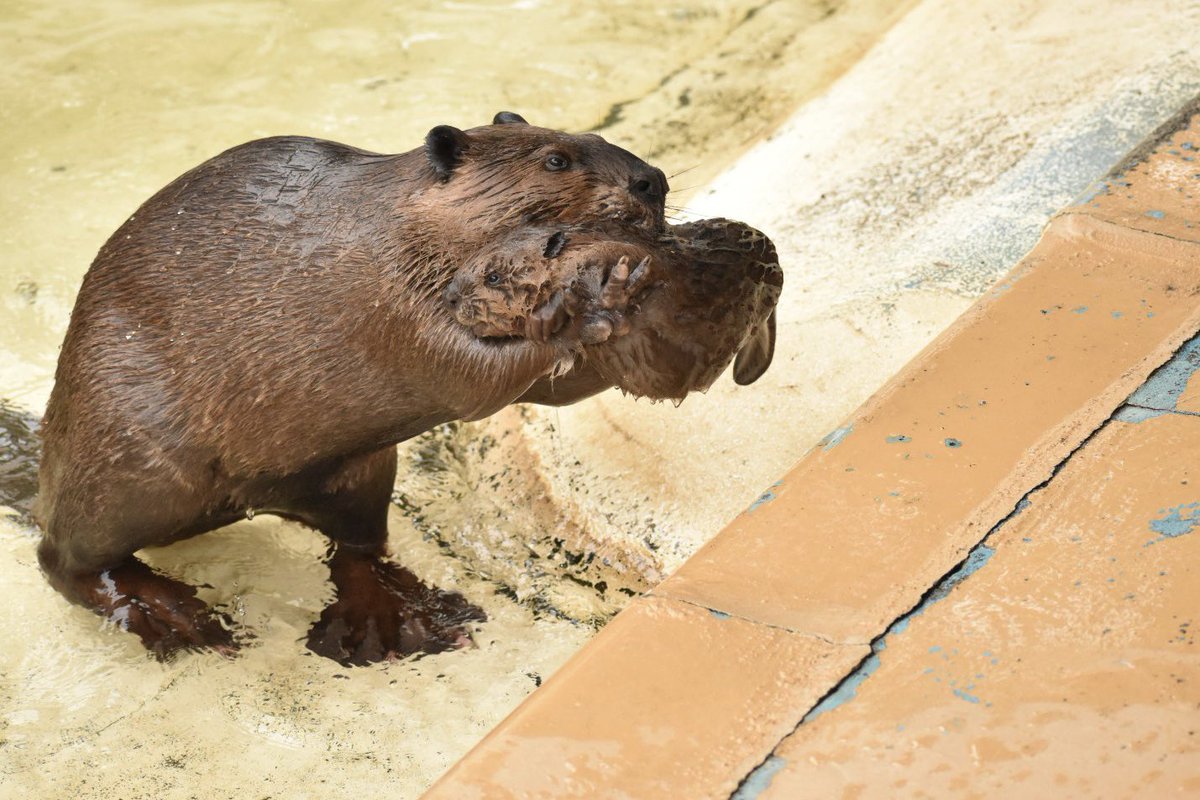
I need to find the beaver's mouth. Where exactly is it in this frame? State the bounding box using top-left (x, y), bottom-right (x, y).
top-left (611, 204), bottom-right (667, 235)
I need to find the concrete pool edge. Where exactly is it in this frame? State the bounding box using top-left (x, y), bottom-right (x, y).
top-left (421, 101), bottom-right (1200, 798)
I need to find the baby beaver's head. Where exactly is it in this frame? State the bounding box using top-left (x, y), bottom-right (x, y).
top-left (420, 112), bottom-right (669, 235)
top-left (442, 230), bottom-right (564, 338)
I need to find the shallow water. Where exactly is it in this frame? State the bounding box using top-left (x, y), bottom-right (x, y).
top-left (0, 0), bottom-right (908, 796)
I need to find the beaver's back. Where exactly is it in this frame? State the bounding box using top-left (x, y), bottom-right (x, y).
top-left (40, 137), bottom-right (436, 486)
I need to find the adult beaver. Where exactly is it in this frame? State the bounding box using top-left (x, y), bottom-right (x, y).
top-left (34, 112), bottom-right (777, 664)
top-left (445, 218), bottom-right (782, 398)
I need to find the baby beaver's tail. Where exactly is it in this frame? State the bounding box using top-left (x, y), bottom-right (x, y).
top-left (0, 400), bottom-right (40, 522)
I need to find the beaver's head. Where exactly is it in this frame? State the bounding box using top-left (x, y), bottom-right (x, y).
top-left (420, 112), bottom-right (668, 235)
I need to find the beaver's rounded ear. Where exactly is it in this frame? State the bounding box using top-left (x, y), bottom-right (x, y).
top-left (425, 125), bottom-right (470, 181)
top-left (732, 309), bottom-right (776, 385)
top-left (493, 111), bottom-right (529, 125)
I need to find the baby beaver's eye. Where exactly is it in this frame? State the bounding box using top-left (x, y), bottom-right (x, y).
top-left (485, 271), bottom-right (502, 286)
top-left (544, 153), bottom-right (570, 172)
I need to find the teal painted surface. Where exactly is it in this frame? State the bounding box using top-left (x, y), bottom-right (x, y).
top-left (1146, 502), bottom-right (1200, 546)
top-left (817, 424), bottom-right (854, 451)
top-left (730, 756), bottom-right (788, 800)
top-left (1118, 334), bottom-right (1200, 421)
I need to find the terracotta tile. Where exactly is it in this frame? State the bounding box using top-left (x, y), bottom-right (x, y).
top-left (658, 213), bottom-right (1200, 642)
top-left (1069, 103), bottom-right (1200, 244)
top-left (757, 412), bottom-right (1200, 799)
top-left (423, 596), bottom-right (867, 800)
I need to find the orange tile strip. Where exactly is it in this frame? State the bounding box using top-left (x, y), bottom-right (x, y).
top-left (424, 107), bottom-right (1200, 798)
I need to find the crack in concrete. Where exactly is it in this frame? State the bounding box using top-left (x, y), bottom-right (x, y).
top-left (648, 592), bottom-right (854, 647)
top-left (1060, 209), bottom-right (1200, 247)
top-left (1119, 403), bottom-right (1200, 421)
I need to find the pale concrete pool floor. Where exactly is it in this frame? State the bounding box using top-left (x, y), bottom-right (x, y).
top-left (425, 103), bottom-right (1200, 799)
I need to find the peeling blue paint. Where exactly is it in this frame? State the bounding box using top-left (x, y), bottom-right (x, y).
top-left (804, 647), bottom-right (884, 721)
top-left (818, 424), bottom-right (854, 451)
top-left (1072, 305), bottom-right (1089, 314)
top-left (1076, 180), bottom-right (1111, 205)
top-left (886, 434), bottom-right (911, 443)
top-left (928, 545), bottom-right (995, 603)
top-left (731, 755), bottom-right (788, 800)
top-left (1111, 311), bottom-right (1124, 319)
top-left (1146, 502), bottom-right (1200, 545)
top-left (944, 438), bottom-right (963, 448)
top-left (1123, 334), bottom-right (1200, 415)
top-left (1145, 209), bottom-right (1166, 219)
top-left (709, 609), bottom-right (732, 620)
top-left (1115, 405), bottom-right (1167, 423)
top-left (747, 491), bottom-right (776, 512)
top-left (953, 687), bottom-right (982, 704)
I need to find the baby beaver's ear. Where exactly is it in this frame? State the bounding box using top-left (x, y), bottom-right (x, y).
top-left (493, 111), bottom-right (529, 125)
top-left (543, 231), bottom-right (568, 258)
top-left (425, 125), bottom-right (470, 181)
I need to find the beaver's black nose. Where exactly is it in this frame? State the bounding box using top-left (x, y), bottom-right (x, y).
top-left (443, 284), bottom-right (461, 308)
top-left (630, 168), bottom-right (668, 202)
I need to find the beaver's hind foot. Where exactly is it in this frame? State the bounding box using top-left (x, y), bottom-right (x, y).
top-left (305, 547), bottom-right (486, 666)
top-left (46, 557), bottom-right (239, 660)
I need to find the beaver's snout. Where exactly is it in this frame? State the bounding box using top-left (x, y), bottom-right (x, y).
top-left (629, 167), bottom-right (668, 204)
top-left (444, 281), bottom-right (475, 327)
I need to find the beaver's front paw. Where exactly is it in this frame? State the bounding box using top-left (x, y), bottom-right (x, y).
top-left (577, 254), bottom-right (652, 344)
top-left (306, 550), bottom-right (485, 666)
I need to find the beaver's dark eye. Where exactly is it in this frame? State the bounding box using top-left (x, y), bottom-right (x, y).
top-left (544, 154), bottom-right (570, 172)
top-left (485, 271), bottom-right (502, 286)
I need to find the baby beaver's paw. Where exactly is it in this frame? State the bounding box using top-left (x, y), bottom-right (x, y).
top-left (575, 255), bottom-right (653, 345)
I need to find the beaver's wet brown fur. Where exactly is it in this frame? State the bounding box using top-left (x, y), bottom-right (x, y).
top-left (446, 218), bottom-right (783, 400)
top-left (35, 112), bottom-right (675, 663)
